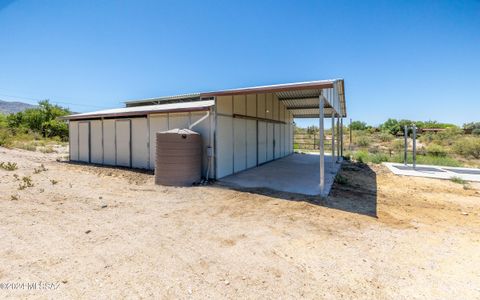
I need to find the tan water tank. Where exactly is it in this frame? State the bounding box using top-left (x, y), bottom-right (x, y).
top-left (155, 128), bottom-right (202, 186)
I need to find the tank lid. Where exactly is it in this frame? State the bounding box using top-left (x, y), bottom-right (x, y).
top-left (158, 128), bottom-right (200, 135)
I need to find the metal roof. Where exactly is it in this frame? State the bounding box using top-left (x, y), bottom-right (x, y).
top-left (69, 79), bottom-right (346, 120)
top-left (62, 100), bottom-right (214, 120)
top-left (125, 93), bottom-right (202, 107)
top-left (124, 79), bottom-right (346, 118)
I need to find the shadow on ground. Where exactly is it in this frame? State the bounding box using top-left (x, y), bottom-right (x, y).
top-left (63, 159), bottom-right (377, 217)
top-left (60, 160), bottom-right (154, 175)
top-left (216, 161), bottom-right (378, 218)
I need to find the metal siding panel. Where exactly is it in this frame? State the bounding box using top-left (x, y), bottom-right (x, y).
top-left (115, 120), bottom-right (131, 167)
top-left (290, 123), bottom-right (294, 153)
top-left (233, 118), bottom-right (246, 173)
top-left (190, 111), bottom-right (211, 176)
top-left (78, 122), bottom-right (90, 162)
top-left (149, 115), bottom-right (168, 169)
top-left (103, 120), bottom-right (116, 165)
top-left (90, 120), bottom-right (103, 164)
top-left (168, 112), bottom-right (189, 129)
top-left (233, 95), bottom-right (246, 115)
top-left (257, 94), bottom-right (266, 118)
top-left (216, 96), bottom-right (233, 115)
top-left (267, 123), bottom-right (274, 161)
top-left (131, 118), bottom-right (149, 169)
top-left (246, 94), bottom-right (256, 117)
top-left (69, 121), bottom-right (79, 161)
top-left (273, 95), bottom-right (279, 120)
top-left (257, 121), bottom-right (267, 164)
top-left (216, 115), bottom-right (233, 178)
top-left (246, 119), bottom-right (257, 168)
top-left (266, 93), bottom-right (273, 119)
top-left (274, 123), bottom-right (281, 158)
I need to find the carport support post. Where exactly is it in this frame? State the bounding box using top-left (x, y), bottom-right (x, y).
top-left (340, 118), bottom-right (344, 157)
top-left (336, 115), bottom-right (340, 162)
top-left (331, 113), bottom-right (335, 169)
top-left (319, 96), bottom-right (325, 194)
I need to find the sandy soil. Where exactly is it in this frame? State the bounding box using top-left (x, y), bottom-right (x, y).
top-left (0, 146), bottom-right (479, 299)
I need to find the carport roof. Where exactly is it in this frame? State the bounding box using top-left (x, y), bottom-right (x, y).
top-left (62, 100), bottom-right (214, 120)
top-left (125, 79), bottom-right (346, 118)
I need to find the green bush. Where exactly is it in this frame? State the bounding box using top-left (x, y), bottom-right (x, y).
top-left (473, 128), bottom-right (480, 135)
top-left (355, 136), bottom-right (371, 147)
top-left (42, 119), bottom-right (68, 140)
top-left (370, 153), bottom-right (389, 164)
top-left (349, 121), bottom-right (368, 131)
top-left (334, 174), bottom-right (348, 185)
top-left (426, 144), bottom-right (447, 157)
top-left (6, 100), bottom-right (70, 141)
top-left (450, 176), bottom-right (466, 184)
top-left (353, 150), bottom-right (369, 163)
top-left (391, 139), bottom-right (405, 152)
top-left (453, 137), bottom-right (480, 159)
top-left (379, 132), bottom-right (394, 142)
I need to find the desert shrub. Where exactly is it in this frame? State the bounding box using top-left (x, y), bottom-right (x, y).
top-left (355, 136), bottom-right (371, 147)
top-left (473, 129), bottom-right (480, 136)
top-left (370, 153), bottom-right (389, 164)
top-left (417, 155), bottom-right (462, 167)
top-left (463, 122), bottom-right (480, 131)
top-left (15, 142), bottom-right (36, 151)
top-left (450, 177), bottom-right (466, 184)
top-left (453, 137), bottom-right (480, 159)
top-left (436, 127), bottom-right (463, 144)
top-left (39, 146), bottom-right (55, 153)
top-left (391, 139), bottom-right (405, 152)
top-left (379, 132), bottom-right (393, 142)
top-left (18, 176), bottom-right (34, 190)
top-left (0, 114), bottom-right (7, 128)
top-left (426, 144), bottom-right (447, 157)
top-left (334, 174), bottom-right (348, 185)
top-left (353, 150), bottom-right (369, 163)
top-left (0, 128), bottom-right (13, 147)
top-left (0, 162), bottom-right (18, 171)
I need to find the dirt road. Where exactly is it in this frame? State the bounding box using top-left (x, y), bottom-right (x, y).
top-left (1, 147), bottom-right (479, 299)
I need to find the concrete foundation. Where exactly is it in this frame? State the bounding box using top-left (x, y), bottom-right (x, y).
top-left (384, 162), bottom-right (480, 182)
top-left (220, 153), bottom-right (341, 196)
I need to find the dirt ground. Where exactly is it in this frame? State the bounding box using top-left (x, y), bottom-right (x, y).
top-left (0, 146), bottom-right (479, 299)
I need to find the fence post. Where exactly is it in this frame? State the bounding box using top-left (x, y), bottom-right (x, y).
top-left (349, 118), bottom-right (352, 150)
top-left (413, 125), bottom-right (417, 169)
top-left (404, 125), bottom-right (408, 165)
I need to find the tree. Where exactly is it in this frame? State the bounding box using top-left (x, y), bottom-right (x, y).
top-left (349, 121), bottom-right (367, 131)
top-left (6, 100), bottom-right (71, 139)
top-left (379, 118), bottom-right (400, 135)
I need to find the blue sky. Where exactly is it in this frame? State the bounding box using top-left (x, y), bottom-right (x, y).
top-left (0, 0), bottom-right (479, 127)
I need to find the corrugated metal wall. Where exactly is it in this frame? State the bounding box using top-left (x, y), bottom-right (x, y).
top-left (215, 93), bottom-right (294, 179)
top-left (69, 111), bottom-right (214, 178)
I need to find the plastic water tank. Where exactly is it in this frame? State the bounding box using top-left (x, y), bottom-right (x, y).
top-left (155, 128), bottom-right (202, 186)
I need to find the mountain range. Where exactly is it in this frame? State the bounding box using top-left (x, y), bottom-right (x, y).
top-left (0, 100), bottom-right (36, 114)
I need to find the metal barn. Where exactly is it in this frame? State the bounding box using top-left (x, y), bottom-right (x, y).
top-left (63, 79), bottom-right (346, 195)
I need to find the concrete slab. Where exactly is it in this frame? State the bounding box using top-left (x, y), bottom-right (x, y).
top-left (220, 153), bottom-right (342, 196)
top-left (384, 162), bottom-right (480, 182)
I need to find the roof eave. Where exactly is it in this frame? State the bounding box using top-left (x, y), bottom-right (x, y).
top-left (61, 106), bottom-right (211, 121)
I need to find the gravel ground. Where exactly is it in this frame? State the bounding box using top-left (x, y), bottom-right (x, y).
top-left (0, 146), bottom-right (479, 299)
